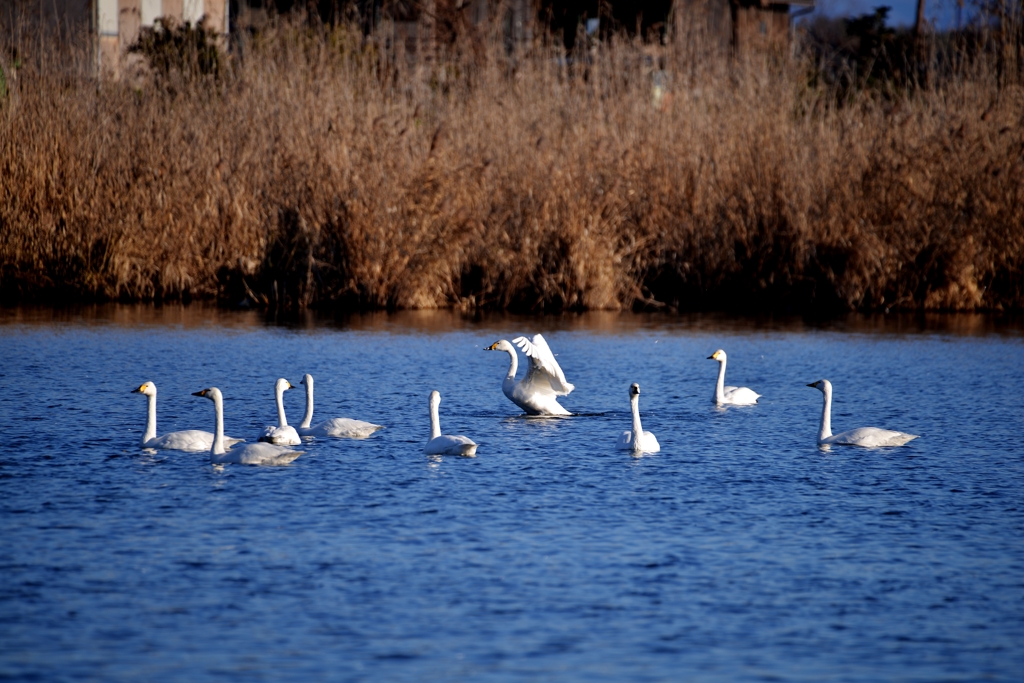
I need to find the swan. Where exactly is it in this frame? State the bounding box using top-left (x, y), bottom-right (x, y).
top-left (296, 374), bottom-right (383, 438)
top-left (708, 349), bottom-right (761, 405)
top-left (485, 334), bottom-right (574, 415)
top-left (424, 391), bottom-right (478, 457)
top-left (616, 383), bottom-right (661, 453)
top-left (258, 378), bottom-right (302, 446)
top-left (193, 388), bottom-right (302, 465)
top-left (807, 379), bottom-right (919, 448)
top-left (132, 381), bottom-right (244, 451)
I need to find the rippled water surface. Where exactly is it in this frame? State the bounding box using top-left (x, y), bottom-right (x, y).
top-left (2, 307), bottom-right (1023, 682)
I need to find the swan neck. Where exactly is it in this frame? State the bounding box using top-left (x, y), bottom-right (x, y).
top-left (715, 359), bottom-right (726, 402)
top-left (505, 347), bottom-right (518, 381)
top-left (630, 394), bottom-right (644, 450)
top-left (276, 385), bottom-right (288, 427)
top-left (212, 394), bottom-right (226, 456)
top-left (819, 388), bottom-right (833, 441)
top-left (143, 393), bottom-right (157, 445)
top-left (500, 347), bottom-right (519, 400)
top-left (300, 382), bottom-right (314, 429)
top-left (429, 400), bottom-right (441, 440)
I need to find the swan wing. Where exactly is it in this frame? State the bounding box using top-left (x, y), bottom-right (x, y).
top-left (148, 430), bottom-right (214, 452)
top-left (216, 442), bottom-right (302, 466)
top-left (721, 386), bottom-right (760, 405)
top-left (301, 418), bottom-right (383, 439)
top-left (512, 334), bottom-right (574, 396)
top-left (616, 430), bottom-right (635, 450)
top-left (828, 427), bottom-right (918, 448)
top-left (259, 425), bottom-right (302, 446)
top-left (641, 431), bottom-right (661, 453)
top-left (425, 435), bottom-right (477, 457)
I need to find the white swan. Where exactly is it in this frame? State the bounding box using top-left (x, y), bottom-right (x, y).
top-left (807, 379), bottom-right (918, 448)
top-left (132, 381), bottom-right (243, 451)
top-left (486, 334), bottom-right (574, 415)
top-left (708, 349), bottom-right (761, 405)
top-left (424, 391), bottom-right (478, 457)
top-left (616, 383), bottom-right (661, 453)
top-left (258, 378), bottom-right (301, 445)
top-left (193, 388), bottom-right (302, 465)
top-left (296, 374), bottom-right (383, 438)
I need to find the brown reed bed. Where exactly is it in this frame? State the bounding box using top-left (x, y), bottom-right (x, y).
top-left (1, 16), bottom-right (1022, 313)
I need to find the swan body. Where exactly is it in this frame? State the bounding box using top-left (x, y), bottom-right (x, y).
top-left (616, 383), bottom-right (661, 453)
top-left (486, 334), bottom-right (574, 416)
top-left (132, 381), bottom-right (243, 451)
top-left (425, 391), bottom-right (478, 457)
top-left (295, 374), bottom-right (383, 438)
top-left (258, 378), bottom-right (302, 445)
top-left (807, 379), bottom-right (918, 448)
top-left (708, 349), bottom-right (760, 405)
top-left (194, 388), bottom-right (302, 465)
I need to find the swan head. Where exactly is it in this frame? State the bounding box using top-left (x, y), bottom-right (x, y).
top-left (192, 387), bottom-right (222, 401)
top-left (707, 349), bottom-right (726, 362)
top-left (132, 381), bottom-right (157, 396)
top-left (275, 378), bottom-right (294, 393)
top-left (806, 379), bottom-right (832, 394)
top-left (629, 382), bottom-right (641, 397)
top-left (429, 390), bottom-right (441, 408)
top-left (485, 340), bottom-right (514, 352)
top-left (299, 374), bottom-right (313, 387)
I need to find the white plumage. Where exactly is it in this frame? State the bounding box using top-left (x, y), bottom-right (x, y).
top-left (807, 379), bottom-right (918, 448)
top-left (708, 349), bottom-right (761, 406)
top-left (295, 374), bottom-right (383, 439)
top-left (258, 378), bottom-right (302, 446)
top-left (616, 383), bottom-right (660, 453)
top-left (486, 334), bottom-right (574, 416)
top-left (424, 391), bottom-right (477, 457)
top-left (132, 381), bottom-right (243, 451)
top-left (193, 388), bottom-right (302, 465)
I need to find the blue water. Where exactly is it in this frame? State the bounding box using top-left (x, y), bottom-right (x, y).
top-left (1, 307), bottom-right (1022, 682)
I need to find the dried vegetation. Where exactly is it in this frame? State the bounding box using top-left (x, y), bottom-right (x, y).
top-left (1, 11), bottom-right (1022, 312)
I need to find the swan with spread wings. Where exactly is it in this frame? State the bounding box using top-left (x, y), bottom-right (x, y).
top-left (485, 334), bottom-right (574, 416)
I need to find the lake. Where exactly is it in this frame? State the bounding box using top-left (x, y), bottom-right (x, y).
top-left (1, 306), bottom-right (1022, 682)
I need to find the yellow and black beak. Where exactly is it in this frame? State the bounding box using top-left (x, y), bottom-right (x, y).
top-left (131, 386), bottom-right (143, 393)
top-left (706, 355), bottom-right (715, 360)
top-left (192, 390), bottom-right (207, 397)
top-left (485, 342), bottom-right (498, 351)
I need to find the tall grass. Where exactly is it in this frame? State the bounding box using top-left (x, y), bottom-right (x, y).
top-left (1, 13), bottom-right (1022, 312)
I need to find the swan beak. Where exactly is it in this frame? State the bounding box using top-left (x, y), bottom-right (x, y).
top-left (192, 390), bottom-right (207, 397)
top-left (706, 355), bottom-right (715, 360)
top-left (805, 382), bottom-right (817, 388)
top-left (485, 342), bottom-right (497, 351)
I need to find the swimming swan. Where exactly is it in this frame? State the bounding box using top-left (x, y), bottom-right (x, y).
top-left (807, 379), bottom-right (918, 448)
top-left (616, 383), bottom-right (661, 453)
top-left (296, 374), bottom-right (383, 438)
top-left (708, 349), bottom-right (761, 406)
top-left (486, 334), bottom-right (574, 415)
top-left (425, 391), bottom-right (478, 457)
top-left (193, 388), bottom-right (302, 465)
top-left (132, 381), bottom-right (243, 451)
top-left (258, 378), bottom-right (302, 446)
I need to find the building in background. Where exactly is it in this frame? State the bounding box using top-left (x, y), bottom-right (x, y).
top-left (730, 0), bottom-right (815, 54)
top-left (17, 0), bottom-right (813, 77)
top-left (95, 0), bottom-right (228, 72)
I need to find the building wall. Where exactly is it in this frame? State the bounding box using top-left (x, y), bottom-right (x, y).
top-left (94, 0), bottom-right (228, 75)
top-left (732, 2), bottom-right (791, 54)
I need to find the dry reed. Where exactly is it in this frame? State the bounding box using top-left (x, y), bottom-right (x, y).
top-left (1, 14), bottom-right (1022, 312)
